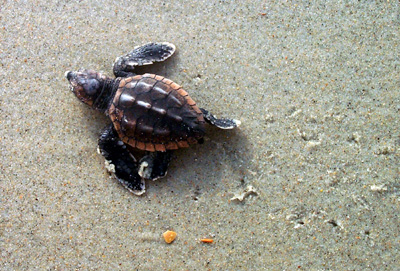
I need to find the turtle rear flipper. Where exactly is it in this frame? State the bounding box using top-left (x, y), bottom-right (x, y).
top-left (98, 125), bottom-right (145, 195)
top-left (113, 42), bottom-right (176, 77)
top-left (200, 108), bottom-right (241, 129)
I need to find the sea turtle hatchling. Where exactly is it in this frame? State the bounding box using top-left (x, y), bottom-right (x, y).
top-left (66, 42), bottom-right (240, 195)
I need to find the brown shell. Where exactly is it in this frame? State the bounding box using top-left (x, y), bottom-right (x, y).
top-left (108, 74), bottom-right (206, 151)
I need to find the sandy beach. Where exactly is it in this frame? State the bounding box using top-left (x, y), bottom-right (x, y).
top-left (1, 1), bottom-right (399, 269)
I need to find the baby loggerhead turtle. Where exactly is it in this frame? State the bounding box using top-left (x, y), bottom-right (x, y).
top-left (66, 42), bottom-right (240, 195)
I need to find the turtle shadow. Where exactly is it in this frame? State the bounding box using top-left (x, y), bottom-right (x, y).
top-left (153, 124), bottom-right (252, 197)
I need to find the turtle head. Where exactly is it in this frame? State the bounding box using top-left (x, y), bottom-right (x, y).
top-left (65, 69), bottom-right (113, 110)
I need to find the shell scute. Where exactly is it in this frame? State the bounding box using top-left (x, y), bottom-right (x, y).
top-left (145, 143), bottom-right (156, 152)
top-left (121, 115), bottom-right (136, 137)
top-left (162, 78), bottom-right (173, 85)
top-left (155, 144), bottom-right (166, 152)
top-left (165, 141), bottom-right (179, 150)
top-left (135, 77), bottom-right (157, 94)
top-left (136, 141), bottom-right (146, 150)
top-left (119, 91), bottom-right (136, 108)
top-left (167, 94), bottom-right (185, 108)
top-left (151, 83), bottom-right (169, 100)
top-left (170, 82), bottom-right (181, 90)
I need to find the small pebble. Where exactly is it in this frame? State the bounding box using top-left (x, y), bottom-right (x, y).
top-left (163, 230), bottom-right (177, 244)
top-left (370, 184), bottom-right (387, 192)
top-left (230, 185), bottom-right (258, 202)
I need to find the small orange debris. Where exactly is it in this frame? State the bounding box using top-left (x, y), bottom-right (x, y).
top-left (200, 238), bottom-right (214, 243)
top-left (163, 230), bottom-right (177, 244)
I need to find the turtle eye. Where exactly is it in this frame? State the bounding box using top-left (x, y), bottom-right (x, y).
top-left (82, 78), bottom-right (100, 95)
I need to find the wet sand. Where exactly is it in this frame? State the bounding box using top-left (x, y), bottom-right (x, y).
top-left (1, 1), bottom-right (399, 269)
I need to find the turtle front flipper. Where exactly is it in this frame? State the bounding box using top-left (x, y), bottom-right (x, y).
top-left (98, 124), bottom-right (146, 195)
top-left (113, 42), bottom-right (176, 77)
top-left (138, 151), bottom-right (173, 180)
top-left (200, 108), bottom-right (241, 129)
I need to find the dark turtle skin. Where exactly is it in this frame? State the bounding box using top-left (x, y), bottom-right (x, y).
top-left (66, 42), bottom-right (240, 195)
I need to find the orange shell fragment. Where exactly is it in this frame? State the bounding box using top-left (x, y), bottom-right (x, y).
top-left (200, 238), bottom-right (214, 243)
top-left (163, 230), bottom-right (177, 244)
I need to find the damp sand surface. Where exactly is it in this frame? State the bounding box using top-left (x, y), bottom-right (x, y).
top-left (1, 1), bottom-right (399, 269)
